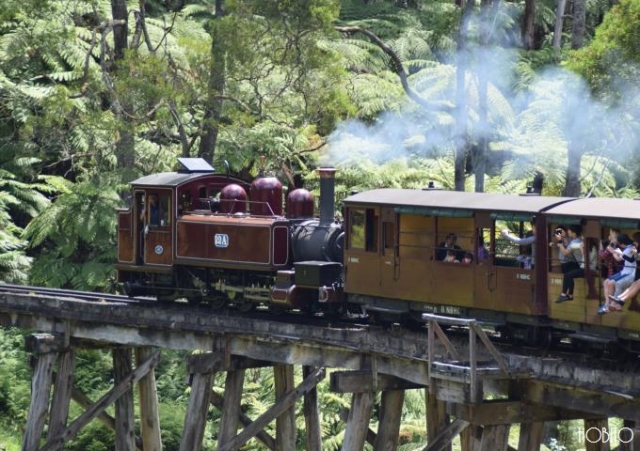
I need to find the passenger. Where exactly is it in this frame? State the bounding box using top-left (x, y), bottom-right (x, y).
top-left (634, 232), bottom-right (640, 280)
top-left (502, 222), bottom-right (536, 268)
top-left (436, 233), bottom-right (463, 261)
top-left (556, 225), bottom-right (589, 302)
top-left (502, 222), bottom-right (536, 247)
top-left (606, 232), bottom-right (640, 307)
top-left (599, 228), bottom-right (622, 278)
top-left (550, 225), bottom-right (579, 274)
top-left (599, 233), bottom-right (637, 314)
top-left (462, 252), bottom-right (474, 264)
top-left (607, 278), bottom-right (640, 308)
top-left (443, 249), bottom-right (460, 263)
top-left (477, 236), bottom-right (489, 261)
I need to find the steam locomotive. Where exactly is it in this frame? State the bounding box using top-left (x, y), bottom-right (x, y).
top-left (116, 158), bottom-right (345, 314)
top-left (116, 158), bottom-right (640, 350)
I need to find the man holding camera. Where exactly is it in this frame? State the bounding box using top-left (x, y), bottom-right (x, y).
top-left (550, 226), bottom-right (580, 274)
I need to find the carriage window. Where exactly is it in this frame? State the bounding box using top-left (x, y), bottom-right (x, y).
top-left (179, 190), bottom-right (191, 215)
top-left (349, 208), bottom-right (378, 252)
top-left (494, 220), bottom-right (534, 268)
top-left (434, 218), bottom-right (473, 263)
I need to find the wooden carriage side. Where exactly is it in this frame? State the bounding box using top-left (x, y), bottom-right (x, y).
top-left (342, 189), bottom-right (573, 325)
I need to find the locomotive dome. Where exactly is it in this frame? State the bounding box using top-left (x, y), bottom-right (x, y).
top-left (250, 174), bottom-right (283, 216)
top-left (220, 183), bottom-right (248, 214)
top-left (286, 188), bottom-right (314, 219)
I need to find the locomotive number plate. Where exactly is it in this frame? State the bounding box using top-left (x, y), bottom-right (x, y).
top-left (214, 233), bottom-right (229, 248)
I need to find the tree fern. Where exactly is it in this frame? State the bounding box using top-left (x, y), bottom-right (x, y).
top-left (0, 162), bottom-right (52, 283)
top-left (24, 179), bottom-right (120, 290)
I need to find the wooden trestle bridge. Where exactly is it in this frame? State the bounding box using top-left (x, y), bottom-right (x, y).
top-left (0, 286), bottom-right (640, 451)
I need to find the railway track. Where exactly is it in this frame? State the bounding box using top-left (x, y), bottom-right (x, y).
top-left (0, 283), bottom-right (370, 331)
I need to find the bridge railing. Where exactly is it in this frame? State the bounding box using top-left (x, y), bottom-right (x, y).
top-left (422, 313), bottom-right (512, 402)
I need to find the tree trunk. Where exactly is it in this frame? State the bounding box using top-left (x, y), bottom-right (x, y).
top-left (111, 0), bottom-right (128, 60)
top-left (454, 0), bottom-right (474, 192)
top-left (553, 0), bottom-right (567, 50)
top-left (571, 0), bottom-right (587, 49)
top-left (561, 140), bottom-right (582, 197)
top-left (522, 0), bottom-right (536, 50)
top-left (474, 0), bottom-right (493, 193)
top-left (111, 0), bottom-right (136, 181)
top-left (198, 0), bottom-right (226, 164)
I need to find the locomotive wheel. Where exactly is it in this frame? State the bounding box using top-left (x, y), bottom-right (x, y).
top-left (206, 294), bottom-right (227, 310)
top-left (236, 298), bottom-right (255, 313)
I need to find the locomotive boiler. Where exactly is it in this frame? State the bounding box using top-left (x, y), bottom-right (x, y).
top-left (116, 158), bottom-right (345, 313)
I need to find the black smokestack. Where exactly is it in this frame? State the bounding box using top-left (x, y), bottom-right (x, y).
top-left (318, 167), bottom-right (336, 226)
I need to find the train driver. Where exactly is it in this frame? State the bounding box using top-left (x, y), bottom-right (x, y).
top-left (140, 194), bottom-right (161, 226)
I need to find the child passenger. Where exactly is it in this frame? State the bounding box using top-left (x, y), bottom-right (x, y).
top-left (443, 250), bottom-right (460, 263)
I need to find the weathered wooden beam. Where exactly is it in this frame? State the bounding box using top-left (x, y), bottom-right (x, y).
top-left (39, 350), bottom-right (160, 451)
top-left (187, 352), bottom-right (270, 374)
top-left (460, 425), bottom-right (482, 451)
top-left (210, 391), bottom-right (276, 450)
top-left (339, 408), bottom-right (377, 446)
top-left (524, 380), bottom-right (640, 422)
top-left (432, 378), bottom-right (472, 404)
top-left (423, 418), bottom-right (470, 451)
top-left (217, 369), bottom-right (246, 450)
top-left (331, 370), bottom-right (423, 393)
top-left (620, 420), bottom-right (640, 451)
top-left (517, 422), bottom-right (543, 451)
top-left (113, 348), bottom-right (136, 451)
top-left (71, 388), bottom-right (142, 451)
top-left (342, 392), bottom-right (375, 451)
top-left (448, 401), bottom-right (605, 425)
top-left (70, 385), bottom-right (143, 451)
top-left (136, 347), bottom-right (162, 451)
top-left (373, 390), bottom-right (404, 451)
top-left (274, 364), bottom-right (296, 451)
top-left (584, 418), bottom-right (610, 451)
top-left (25, 333), bottom-right (65, 354)
top-left (479, 424), bottom-right (510, 451)
top-left (179, 371), bottom-right (213, 451)
top-left (427, 390), bottom-right (449, 451)
top-left (47, 350), bottom-right (75, 443)
top-left (302, 366), bottom-right (322, 451)
top-left (218, 367), bottom-right (325, 451)
top-left (22, 350), bottom-right (56, 451)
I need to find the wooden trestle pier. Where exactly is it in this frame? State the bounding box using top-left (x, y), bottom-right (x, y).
top-left (1, 289), bottom-right (640, 451)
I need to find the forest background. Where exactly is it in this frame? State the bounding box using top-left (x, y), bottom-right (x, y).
top-left (1, 0), bottom-right (640, 449)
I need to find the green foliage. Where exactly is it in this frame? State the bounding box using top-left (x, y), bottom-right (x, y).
top-left (24, 179), bottom-right (120, 290)
top-left (0, 159), bottom-right (54, 283)
top-left (567, 0), bottom-right (640, 97)
top-left (0, 329), bottom-right (30, 425)
top-left (66, 421), bottom-right (114, 451)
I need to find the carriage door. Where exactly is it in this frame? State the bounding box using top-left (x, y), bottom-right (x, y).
top-left (143, 190), bottom-right (173, 265)
top-left (344, 206), bottom-right (381, 296)
top-left (474, 213), bottom-right (495, 308)
top-left (379, 207), bottom-right (399, 297)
